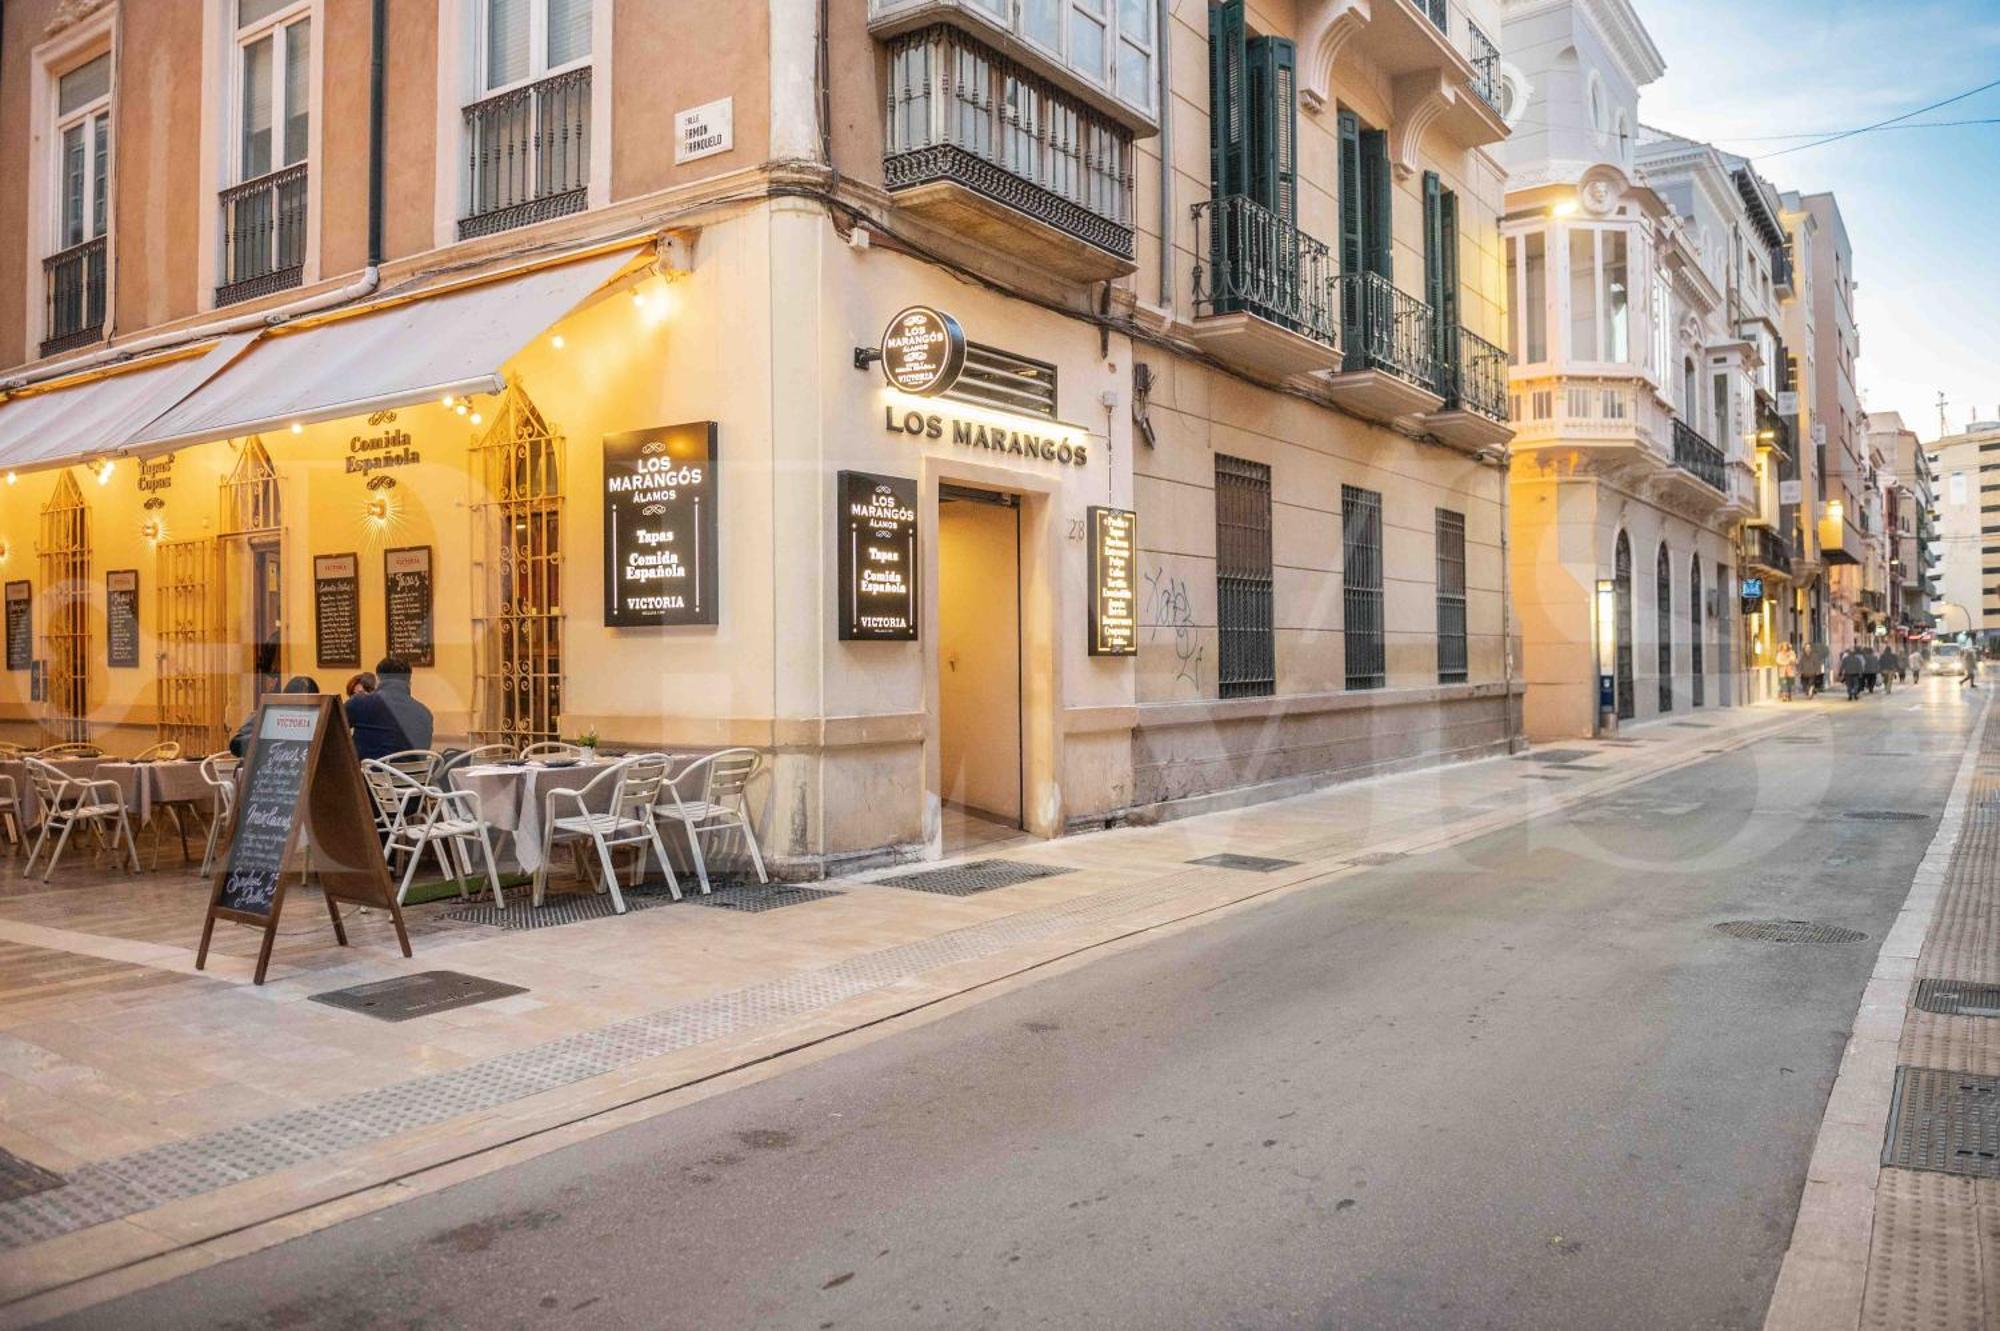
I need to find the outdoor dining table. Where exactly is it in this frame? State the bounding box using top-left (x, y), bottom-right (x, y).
top-left (449, 759), bottom-right (621, 874)
top-left (92, 760), bottom-right (212, 826)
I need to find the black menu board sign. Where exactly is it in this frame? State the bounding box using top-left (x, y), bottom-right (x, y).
top-left (216, 702), bottom-right (320, 921)
top-left (314, 553), bottom-right (361, 669)
top-left (837, 471), bottom-right (919, 641)
top-left (4, 581), bottom-right (30, 671)
top-left (1087, 507), bottom-right (1138, 657)
top-left (384, 546), bottom-right (434, 667)
top-left (106, 570), bottom-right (140, 668)
top-left (603, 421), bottom-right (719, 627)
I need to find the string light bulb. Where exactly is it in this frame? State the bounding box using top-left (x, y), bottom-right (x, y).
top-left (96, 460), bottom-right (113, 485)
top-left (5, 472), bottom-right (15, 486)
top-left (551, 334), bottom-right (566, 350)
top-left (469, 412), bottom-right (484, 426)
top-left (440, 395), bottom-right (455, 408)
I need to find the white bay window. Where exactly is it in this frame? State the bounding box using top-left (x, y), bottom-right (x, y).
top-left (869, 0), bottom-right (1157, 117)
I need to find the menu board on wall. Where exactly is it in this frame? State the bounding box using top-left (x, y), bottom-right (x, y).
top-left (314, 553), bottom-right (361, 669)
top-left (1087, 507), bottom-right (1138, 657)
top-left (106, 570), bottom-right (140, 668)
top-left (4, 582), bottom-right (29, 672)
top-left (384, 546), bottom-right (435, 667)
top-left (837, 471), bottom-right (919, 642)
top-left (603, 422), bottom-right (719, 627)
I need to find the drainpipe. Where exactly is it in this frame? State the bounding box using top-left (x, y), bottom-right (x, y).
top-left (368, 0), bottom-right (387, 267)
top-left (1155, 0), bottom-right (1173, 308)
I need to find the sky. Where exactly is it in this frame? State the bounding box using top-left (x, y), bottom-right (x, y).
top-left (1634, 0), bottom-right (2000, 440)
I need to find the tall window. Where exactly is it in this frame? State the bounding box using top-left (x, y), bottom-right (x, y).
top-left (219, 0), bottom-right (310, 304)
top-left (1343, 485), bottom-right (1385, 691)
top-left (1015, 0), bottom-right (1155, 108)
top-left (45, 53), bottom-right (111, 355)
top-left (1215, 455), bottom-right (1274, 699)
top-left (1656, 543), bottom-right (1673, 714)
top-left (463, 0), bottom-right (594, 238)
top-left (1690, 555), bottom-right (1705, 707)
top-left (1614, 531), bottom-right (1634, 721)
top-left (1712, 372), bottom-right (1730, 447)
top-left (1565, 226), bottom-right (1630, 363)
top-left (482, 0), bottom-right (591, 92)
top-left (1507, 231), bottom-right (1547, 364)
top-left (1436, 509), bottom-right (1467, 684)
top-left (1424, 172), bottom-right (1459, 370)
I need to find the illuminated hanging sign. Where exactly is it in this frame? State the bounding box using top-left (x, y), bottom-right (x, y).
top-left (837, 471), bottom-right (918, 641)
top-left (1088, 506), bottom-right (1137, 657)
top-left (603, 422), bottom-right (720, 628)
top-left (1741, 576), bottom-right (1764, 613)
top-left (879, 306), bottom-right (966, 396)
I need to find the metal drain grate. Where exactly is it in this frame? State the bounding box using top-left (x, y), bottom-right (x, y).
top-left (1714, 919), bottom-right (1869, 945)
top-left (1673, 722), bottom-right (1716, 729)
top-left (1547, 763), bottom-right (1608, 772)
top-left (1913, 980), bottom-right (2000, 1018)
top-left (1521, 773), bottom-right (1569, 781)
top-left (880, 859), bottom-right (1074, 896)
top-left (1521, 749), bottom-right (1594, 764)
top-left (1186, 853), bottom-right (1299, 873)
top-left (309, 971), bottom-right (529, 1023)
top-left (691, 884), bottom-right (843, 913)
top-left (444, 884), bottom-right (679, 931)
top-left (1776, 737), bottom-right (1826, 745)
top-left (1845, 811), bottom-right (1930, 823)
top-left (0, 1149), bottom-right (63, 1204)
top-left (1344, 852), bottom-right (1406, 867)
top-left (1883, 1067), bottom-right (2000, 1177)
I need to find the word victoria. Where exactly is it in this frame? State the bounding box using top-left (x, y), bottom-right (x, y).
top-left (884, 407), bottom-right (1088, 468)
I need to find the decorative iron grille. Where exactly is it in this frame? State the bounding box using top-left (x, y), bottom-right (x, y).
top-left (221, 437), bottom-right (282, 536)
top-left (1441, 324), bottom-right (1508, 421)
top-left (1343, 486), bottom-right (1386, 690)
top-left (1656, 543), bottom-right (1673, 714)
top-left (1191, 193), bottom-right (1338, 345)
top-left (470, 384), bottom-right (566, 746)
top-left (1615, 531), bottom-right (1634, 720)
top-left (1467, 23), bottom-right (1501, 112)
top-left (37, 472), bottom-right (91, 745)
top-left (156, 538), bottom-right (227, 753)
top-left (41, 236), bottom-right (106, 358)
top-left (216, 163), bottom-right (307, 307)
top-left (1689, 554), bottom-right (1705, 708)
top-left (1436, 509), bottom-right (1467, 684)
top-left (1671, 419), bottom-right (1726, 493)
top-left (1338, 271), bottom-right (1437, 390)
top-left (946, 342), bottom-right (1059, 419)
top-left (1215, 454), bottom-right (1274, 699)
top-left (461, 67), bottom-right (592, 241)
top-left (883, 25), bottom-right (1134, 259)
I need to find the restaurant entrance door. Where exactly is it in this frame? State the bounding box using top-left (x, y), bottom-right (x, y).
top-left (936, 485), bottom-right (1022, 838)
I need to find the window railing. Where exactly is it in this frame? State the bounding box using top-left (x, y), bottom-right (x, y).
top-left (1337, 271), bottom-right (1437, 390)
top-left (1745, 525), bottom-right (1791, 577)
top-left (883, 24), bottom-right (1134, 259)
top-left (41, 235), bottom-right (107, 357)
top-left (1671, 419), bottom-right (1727, 494)
top-left (216, 162), bottom-right (307, 307)
top-left (461, 66), bottom-right (592, 241)
top-left (1191, 194), bottom-right (1338, 346)
top-left (1440, 325), bottom-right (1507, 421)
top-left (1467, 23), bottom-right (1501, 111)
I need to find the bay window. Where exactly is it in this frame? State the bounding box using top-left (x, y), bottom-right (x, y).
top-left (1560, 225), bottom-right (1631, 364)
top-left (1505, 230), bottom-right (1547, 365)
top-left (218, 0), bottom-right (311, 305)
top-left (869, 0), bottom-right (1156, 117)
top-left (462, 0), bottom-right (594, 238)
top-left (45, 52), bottom-right (112, 354)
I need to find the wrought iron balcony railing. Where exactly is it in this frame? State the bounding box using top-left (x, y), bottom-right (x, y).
top-left (1440, 324), bottom-right (1507, 421)
top-left (1191, 194), bottom-right (1338, 346)
top-left (462, 66), bottom-right (592, 241)
top-left (884, 25), bottom-right (1134, 259)
top-left (1744, 524), bottom-right (1791, 577)
top-left (216, 162), bottom-right (307, 307)
top-left (1337, 271), bottom-right (1437, 390)
top-left (41, 236), bottom-right (106, 358)
top-left (1468, 23), bottom-right (1502, 111)
top-left (1671, 419), bottom-right (1727, 494)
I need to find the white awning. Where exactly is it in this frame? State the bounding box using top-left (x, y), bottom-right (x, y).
top-left (130, 247), bottom-right (642, 453)
top-left (0, 335), bottom-right (253, 472)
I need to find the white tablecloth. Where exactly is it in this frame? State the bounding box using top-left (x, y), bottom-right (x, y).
top-left (450, 760), bottom-right (619, 873)
top-left (92, 760), bottom-right (213, 824)
top-left (0, 756), bottom-right (116, 828)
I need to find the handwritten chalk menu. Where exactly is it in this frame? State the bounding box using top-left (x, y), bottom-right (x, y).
top-left (106, 570), bottom-right (140, 668)
top-left (197, 696), bottom-right (410, 985)
top-left (603, 422), bottom-right (719, 627)
top-left (314, 553), bottom-right (360, 669)
top-left (4, 582), bottom-right (29, 671)
top-left (1087, 507), bottom-right (1138, 657)
top-left (837, 471), bottom-right (919, 641)
top-left (384, 546), bottom-right (434, 667)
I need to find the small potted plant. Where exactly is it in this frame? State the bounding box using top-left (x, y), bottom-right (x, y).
top-left (567, 727), bottom-right (600, 761)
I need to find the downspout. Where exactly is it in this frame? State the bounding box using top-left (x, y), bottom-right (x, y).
top-left (368, 0), bottom-right (387, 267)
top-left (1155, 0), bottom-right (1173, 308)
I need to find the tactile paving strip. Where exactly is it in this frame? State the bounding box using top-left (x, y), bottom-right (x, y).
top-left (1860, 1168), bottom-right (1989, 1331)
top-left (1882, 1067), bottom-right (2000, 1178)
top-left (1713, 920), bottom-right (1869, 945)
top-left (877, 859), bottom-right (1074, 896)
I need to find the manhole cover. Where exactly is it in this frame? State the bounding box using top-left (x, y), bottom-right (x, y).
top-left (0, 1147), bottom-right (64, 1204)
top-left (310, 970), bottom-right (529, 1022)
top-left (1522, 773), bottom-right (1569, 781)
top-left (1344, 852), bottom-right (1406, 867)
top-left (1776, 737), bottom-right (1826, 745)
top-left (1188, 853), bottom-right (1298, 873)
top-left (1844, 811), bottom-right (1929, 823)
top-left (1914, 980), bottom-right (2000, 1018)
top-left (1547, 763), bottom-right (1608, 772)
top-left (882, 859), bottom-right (1073, 896)
top-left (1713, 920), bottom-right (1869, 945)
top-left (1883, 1066), bottom-right (2000, 1177)
top-left (1673, 722), bottom-right (1716, 729)
top-left (692, 884), bottom-right (843, 913)
top-left (1521, 749), bottom-right (1594, 764)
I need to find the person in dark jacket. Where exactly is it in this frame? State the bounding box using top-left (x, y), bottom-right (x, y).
top-left (345, 657), bottom-right (433, 760)
top-left (1878, 645), bottom-right (1900, 694)
top-left (1839, 646), bottom-right (1867, 701)
top-left (227, 676), bottom-right (321, 757)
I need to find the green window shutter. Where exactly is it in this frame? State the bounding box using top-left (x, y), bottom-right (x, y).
top-left (1439, 188), bottom-right (1460, 392)
top-left (1422, 171), bottom-right (1443, 315)
top-left (1337, 110), bottom-right (1364, 275)
top-left (1208, 2), bottom-right (1249, 200)
top-left (1246, 36), bottom-right (1297, 222)
top-left (1362, 129), bottom-right (1393, 279)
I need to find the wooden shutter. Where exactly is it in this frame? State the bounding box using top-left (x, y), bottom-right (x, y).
top-left (1422, 171), bottom-right (1443, 315)
top-left (1362, 129), bottom-right (1393, 278)
top-left (1246, 36), bottom-right (1297, 222)
top-left (1208, 2), bottom-right (1249, 200)
top-left (1337, 110), bottom-right (1364, 275)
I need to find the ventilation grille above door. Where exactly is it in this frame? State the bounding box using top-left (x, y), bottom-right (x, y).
top-left (944, 342), bottom-right (1059, 419)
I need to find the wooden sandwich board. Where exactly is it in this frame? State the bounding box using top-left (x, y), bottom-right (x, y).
top-left (196, 694), bottom-right (410, 985)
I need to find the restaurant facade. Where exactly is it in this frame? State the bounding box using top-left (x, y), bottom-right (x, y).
top-left (0, 0), bottom-right (1520, 877)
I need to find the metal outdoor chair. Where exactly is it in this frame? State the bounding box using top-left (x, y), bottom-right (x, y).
top-left (653, 748), bottom-right (769, 895)
top-left (533, 756), bottom-right (678, 913)
top-left (197, 752), bottom-right (240, 877)
top-left (378, 749), bottom-right (443, 783)
top-left (435, 743), bottom-right (519, 784)
top-left (0, 771), bottom-right (22, 852)
top-left (22, 756), bottom-right (139, 881)
top-left (522, 741), bottom-right (585, 762)
top-left (132, 740), bottom-right (182, 762)
top-left (364, 760), bottom-right (506, 907)
top-left (33, 742), bottom-right (104, 760)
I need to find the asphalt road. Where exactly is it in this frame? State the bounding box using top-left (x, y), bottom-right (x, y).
top-left (62, 684), bottom-right (1981, 1330)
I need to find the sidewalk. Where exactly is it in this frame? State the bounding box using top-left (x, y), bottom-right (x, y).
top-left (0, 699), bottom-right (1831, 1324)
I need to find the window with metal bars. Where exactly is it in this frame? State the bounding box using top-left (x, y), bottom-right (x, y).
top-left (1689, 554), bottom-right (1705, 707)
top-left (1656, 543), bottom-right (1673, 713)
top-left (1215, 455), bottom-right (1274, 698)
top-left (1436, 509), bottom-right (1467, 684)
top-left (1615, 531), bottom-right (1634, 720)
top-left (1343, 485), bottom-right (1385, 690)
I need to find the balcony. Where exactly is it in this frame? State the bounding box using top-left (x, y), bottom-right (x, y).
top-left (1467, 22), bottom-right (1502, 114)
top-left (1743, 525), bottom-right (1792, 581)
top-left (1188, 195), bottom-right (1340, 381)
top-left (1423, 325), bottom-right (1512, 451)
top-left (41, 236), bottom-right (106, 358)
top-left (1670, 420), bottom-right (1726, 493)
top-left (461, 67), bottom-right (591, 241)
top-left (1819, 506), bottom-right (1861, 565)
top-left (1297, 0), bottom-right (1507, 153)
top-left (216, 163), bottom-right (307, 307)
top-left (882, 26), bottom-right (1136, 282)
top-left (1323, 271), bottom-right (1442, 420)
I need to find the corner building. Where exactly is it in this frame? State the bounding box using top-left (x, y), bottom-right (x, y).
top-left (0, 0), bottom-right (1517, 875)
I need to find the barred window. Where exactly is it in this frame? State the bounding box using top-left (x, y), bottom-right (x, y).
top-left (1656, 543), bottom-right (1674, 714)
top-left (1344, 485), bottom-right (1385, 690)
top-left (1215, 455), bottom-right (1273, 698)
top-left (1436, 509), bottom-right (1467, 684)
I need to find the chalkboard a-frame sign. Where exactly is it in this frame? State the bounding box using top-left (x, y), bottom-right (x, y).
top-left (196, 695), bottom-right (409, 984)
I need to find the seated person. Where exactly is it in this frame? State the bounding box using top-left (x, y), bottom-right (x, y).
top-left (227, 676), bottom-right (321, 757)
top-left (346, 656), bottom-right (433, 761)
top-left (344, 671), bottom-right (377, 699)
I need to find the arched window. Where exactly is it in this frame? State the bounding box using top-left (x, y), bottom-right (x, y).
top-left (1614, 109), bottom-right (1630, 164)
top-left (1689, 555), bottom-right (1705, 707)
top-left (1588, 73), bottom-right (1608, 141)
top-left (1657, 543), bottom-right (1674, 713)
top-left (1614, 531), bottom-right (1634, 721)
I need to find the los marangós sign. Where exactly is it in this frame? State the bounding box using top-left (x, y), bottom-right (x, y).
top-left (604, 422), bottom-right (718, 627)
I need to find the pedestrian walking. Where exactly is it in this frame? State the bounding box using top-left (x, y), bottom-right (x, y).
top-left (1840, 645), bottom-right (1867, 701)
top-left (1807, 642), bottom-right (1829, 698)
top-left (1861, 645), bottom-right (1879, 694)
top-left (1775, 641), bottom-right (1798, 702)
top-left (1968, 651), bottom-right (1982, 690)
top-left (1878, 645), bottom-right (1899, 695)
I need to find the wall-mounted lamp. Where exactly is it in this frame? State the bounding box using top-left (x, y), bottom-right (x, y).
top-left (95, 459), bottom-right (114, 486)
top-left (141, 517), bottom-right (163, 543)
top-left (290, 422), bottom-right (304, 435)
top-left (5, 472), bottom-right (16, 486)
top-left (1552, 199), bottom-right (1580, 218)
